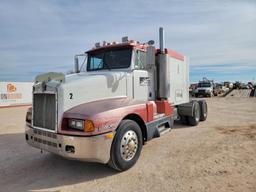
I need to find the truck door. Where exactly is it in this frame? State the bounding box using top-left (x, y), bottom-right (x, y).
top-left (133, 50), bottom-right (155, 101)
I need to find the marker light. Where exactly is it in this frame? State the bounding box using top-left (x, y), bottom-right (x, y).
top-left (122, 36), bottom-right (128, 43)
top-left (95, 42), bottom-right (100, 48)
top-left (84, 120), bottom-right (95, 132)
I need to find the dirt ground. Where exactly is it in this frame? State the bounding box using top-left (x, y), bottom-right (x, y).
top-left (0, 97), bottom-right (256, 192)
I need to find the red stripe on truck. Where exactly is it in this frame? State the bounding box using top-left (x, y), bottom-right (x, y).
top-left (165, 48), bottom-right (184, 61)
top-left (155, 100), bottom-right (173, 116)
top-left (157, 48), bottom-right (184, 61)
top-left (146, 102), bottom-right (154, 122)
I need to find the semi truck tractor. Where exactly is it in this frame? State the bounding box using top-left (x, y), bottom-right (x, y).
top-left (25, 28), bottom-right (208, 171)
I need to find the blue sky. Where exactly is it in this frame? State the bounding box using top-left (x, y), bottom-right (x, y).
top-left (0, 0), bottom-right (255, 83)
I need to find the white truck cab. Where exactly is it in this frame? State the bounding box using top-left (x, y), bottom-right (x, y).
top-left (25, 28), bottom-right (208, 171)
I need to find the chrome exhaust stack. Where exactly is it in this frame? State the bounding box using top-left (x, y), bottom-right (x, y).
top-left (159, 27), bottom-right (165, 54)
top-left (157, 27), bottom-right (170, 99)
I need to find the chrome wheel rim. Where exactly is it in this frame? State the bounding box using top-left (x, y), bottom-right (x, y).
top-left (204, 104), bottom-right (207, 117)
top-left (195, 106), bottom-right (200, 121)
top-left (120, 130), bottom-right (138, 161)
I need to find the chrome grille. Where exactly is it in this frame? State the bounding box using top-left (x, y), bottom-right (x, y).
top-left (198, 90), bottom-right (205, 93)
top-left (33, 93), bottom-right (56, 131)
top-left (33, 137), bottom-right (58, 148)
top-left (33, 129), bottom-right (57, 139)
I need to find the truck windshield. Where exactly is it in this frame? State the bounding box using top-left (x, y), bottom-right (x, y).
top-left (198, 83), bottom-right (211, 88)
top-left (87, 48), bottom-right (132, 71)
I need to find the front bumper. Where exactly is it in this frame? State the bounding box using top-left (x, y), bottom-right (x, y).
top-left (25, 126), bottom-right (114, 164)
top-left (196, 92), bottom-right (211, 96)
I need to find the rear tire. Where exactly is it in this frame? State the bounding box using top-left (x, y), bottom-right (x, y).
top-left (180, 115), bottom-right (188, 125)
top-left (188, 101), bottom-right (200, 126)
top-left (108, 120), bottom-right (143, 171)
top-left (198, 100), bottom-right (207, 121)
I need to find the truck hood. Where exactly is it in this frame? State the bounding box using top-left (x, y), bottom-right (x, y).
top-left (57, 71), bottom-right (128, 123)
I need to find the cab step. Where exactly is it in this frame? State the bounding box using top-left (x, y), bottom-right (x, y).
top-left (158, 125), bottom-right (171, 135)
top-left (146, 115), bottom-right (174, 140)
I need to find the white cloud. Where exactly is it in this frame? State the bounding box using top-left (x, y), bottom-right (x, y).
top-left (0, 0), bottom-right (255, 81)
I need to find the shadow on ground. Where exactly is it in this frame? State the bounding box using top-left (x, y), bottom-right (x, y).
top-left (172, 121), bottom-right (193, 129)
top-left (0, 133), bottom-right (118, 191)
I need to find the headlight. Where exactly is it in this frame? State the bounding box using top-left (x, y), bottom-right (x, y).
top-left (68, 119), bottom-right (84, 130)
top-left (206, 89), bottom-right (211, 93)
top-left (68, 119), bottom-right (95, 132)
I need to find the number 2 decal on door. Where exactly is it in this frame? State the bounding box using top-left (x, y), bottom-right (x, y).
top-left (69, 93), bottom-right (73, 99)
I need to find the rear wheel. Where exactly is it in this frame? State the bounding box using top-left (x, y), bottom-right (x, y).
top-left (180, 115), bottom-right (188, 125)
top-left (108, 120), bottom-right (143, 171)
top-left (198, 100), bottom-right (207, 121)
top-left (188, 101), bottom-right (200, 126)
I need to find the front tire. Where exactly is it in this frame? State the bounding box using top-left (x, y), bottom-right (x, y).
top-left (109, 120), bottom-right (143, 171)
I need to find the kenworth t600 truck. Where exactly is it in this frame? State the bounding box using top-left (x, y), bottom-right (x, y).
top-left (25, 28), bottom-right (207, 171)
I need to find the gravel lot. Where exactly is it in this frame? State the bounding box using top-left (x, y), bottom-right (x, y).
top-left (0, 97), bottom-right (256, 192)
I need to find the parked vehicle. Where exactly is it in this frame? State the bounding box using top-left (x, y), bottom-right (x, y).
top-left (213, 83), bottom-right (225, 95)
top-left (195, 78), bottom-right (214, 97)
top-left (233, 81), bottom-right (242, 89)
top-left (25, 28), bottom-right (208, 171)
top-left (221, 85), bottom-right (230, 93)
top-left (241, 83), bottom-right (250, 89)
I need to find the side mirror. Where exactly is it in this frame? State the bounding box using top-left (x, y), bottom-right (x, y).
top-left (146, 46), bottom-right (155, 68)
top-left (74, 56), bottom-right (79, 73)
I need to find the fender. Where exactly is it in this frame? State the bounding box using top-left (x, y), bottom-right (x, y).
top-left (59, 97), bottom-right (153, 136)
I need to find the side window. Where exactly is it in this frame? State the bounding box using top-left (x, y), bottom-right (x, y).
top-left (135, 50), bottom-right (146, 70)
top-left (88, 53), bottom-right (104, 70)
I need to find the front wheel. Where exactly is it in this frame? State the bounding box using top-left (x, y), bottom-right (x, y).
top-left (108, 120), bottom-right (143, 171)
